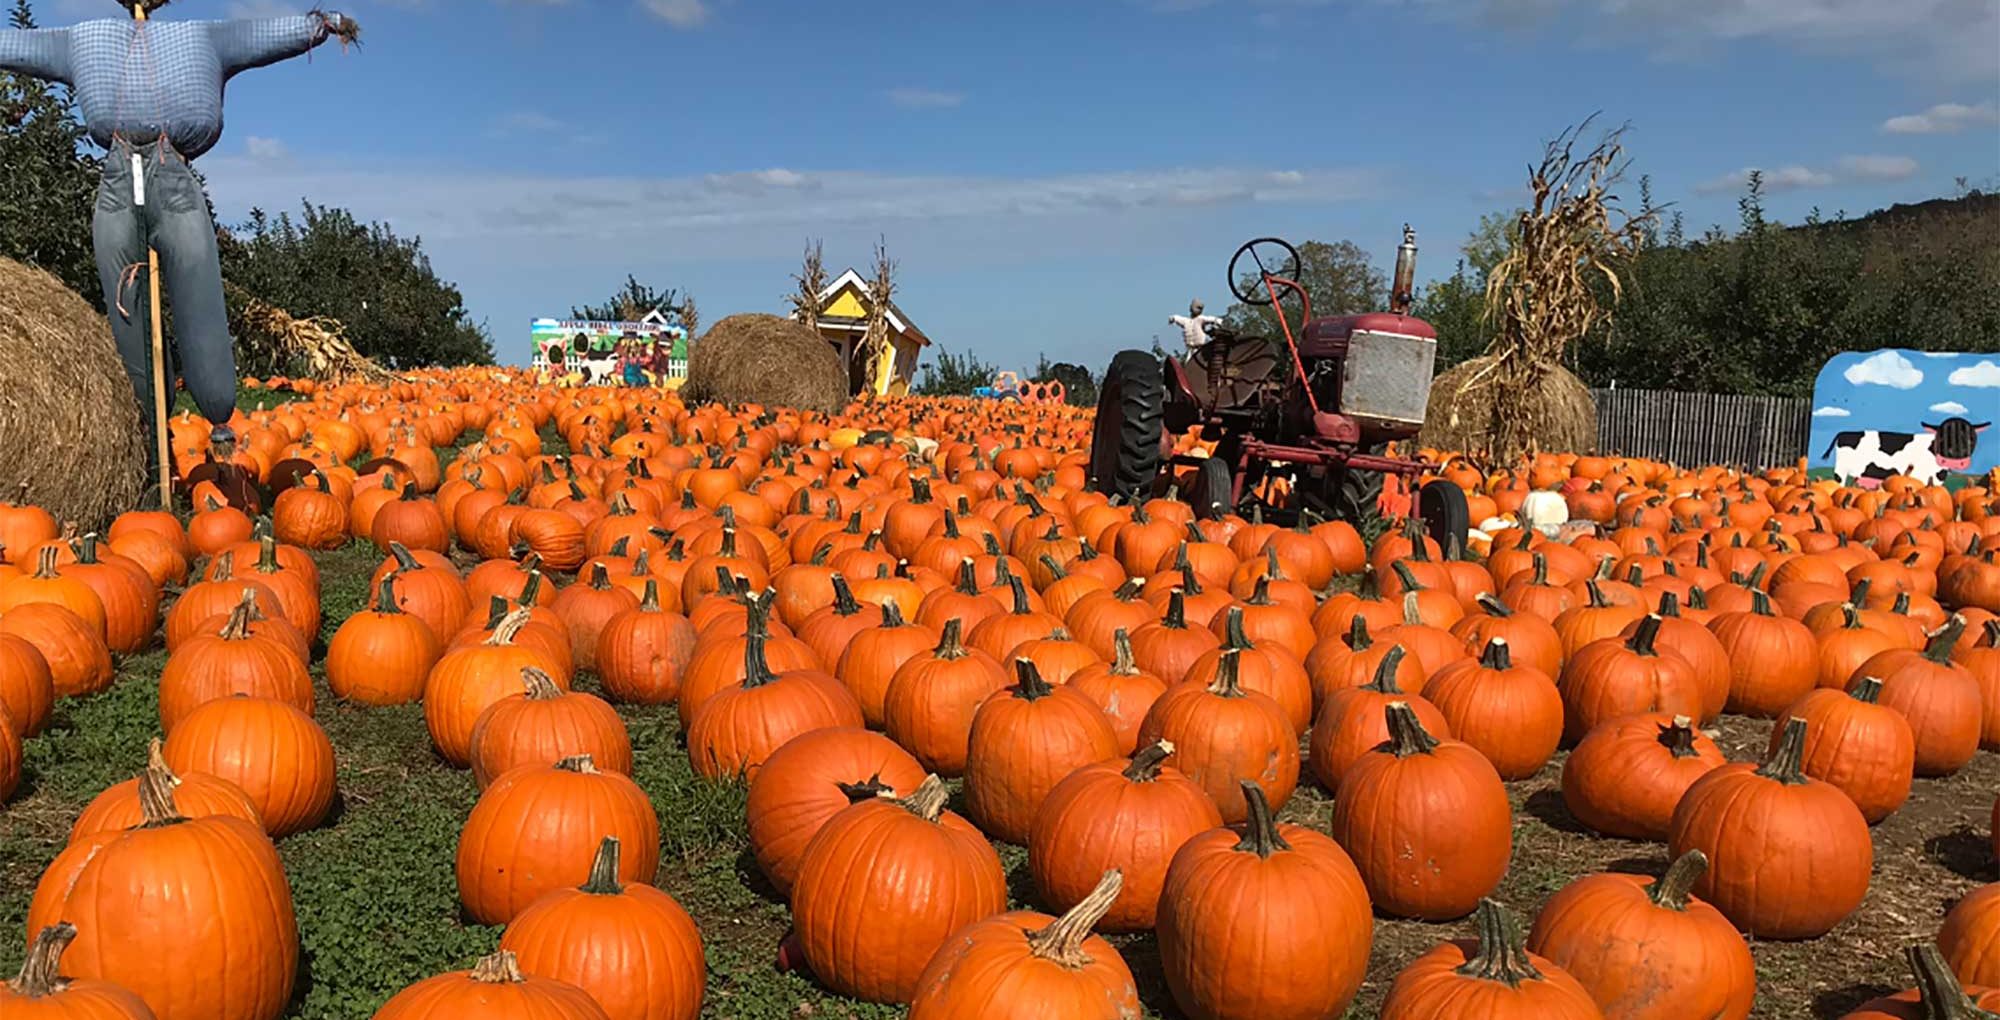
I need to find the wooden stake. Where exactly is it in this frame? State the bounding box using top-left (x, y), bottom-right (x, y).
top-left (133, 3), bottom-right (172, 510)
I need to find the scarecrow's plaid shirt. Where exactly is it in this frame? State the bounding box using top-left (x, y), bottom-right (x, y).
top-left (0, 14), bottom-right (333, 159)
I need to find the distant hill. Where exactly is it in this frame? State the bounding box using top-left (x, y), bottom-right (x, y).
top-left (1793, 190), bottom-right (2000, 236)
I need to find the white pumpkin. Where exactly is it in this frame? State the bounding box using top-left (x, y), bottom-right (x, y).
top-left (1519, 489), bottom-right (1570, 537)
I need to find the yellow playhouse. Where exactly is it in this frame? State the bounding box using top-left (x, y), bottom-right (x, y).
top-left (809, 268), bottom-right (932, 397)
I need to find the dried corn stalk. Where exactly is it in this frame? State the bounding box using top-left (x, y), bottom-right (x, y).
top-left (228, 283), bottom-right (391, 382)
top-left (859, 236), bottom-right (897, 395)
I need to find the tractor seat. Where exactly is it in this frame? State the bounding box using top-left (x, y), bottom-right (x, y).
top-left (1181, 335), bottom-right (1284, 412)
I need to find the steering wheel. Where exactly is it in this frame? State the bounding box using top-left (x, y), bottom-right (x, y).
top-left (1227, 237), bottom-right (1303, 306)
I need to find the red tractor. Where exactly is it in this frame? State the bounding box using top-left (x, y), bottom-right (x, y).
top-left (1088, 229), bottom-right (1469, 550)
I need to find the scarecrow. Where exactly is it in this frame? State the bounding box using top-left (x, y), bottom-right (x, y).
top-left (0, 0), bottom-right (359, 490)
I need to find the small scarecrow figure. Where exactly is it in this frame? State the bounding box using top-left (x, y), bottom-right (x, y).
top-left (0, 0), bottom-right (359, 484)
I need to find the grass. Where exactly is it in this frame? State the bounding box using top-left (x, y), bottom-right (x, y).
top-left (1, 416), bottom-right (1992, 1016)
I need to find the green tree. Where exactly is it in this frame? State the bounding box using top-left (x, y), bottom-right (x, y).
top-left (0, 0), bottom-right (101, 301)
top-left (915, 347), bottom-right (996, 396)
top-left (219, 202), bottom-right (494, 368)
top-left (1218, 239), bottom-right (1385, 338)
top-left (572, 276), bottom-right (684, 323)
top-left (1030, 354), bottom-right (1096, 407)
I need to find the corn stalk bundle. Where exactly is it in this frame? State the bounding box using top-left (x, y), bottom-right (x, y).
top-left (226, 282), bottom-right (391, 382)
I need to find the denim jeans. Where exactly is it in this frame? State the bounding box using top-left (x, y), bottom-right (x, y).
top-left (95, 137), bottom-right (237, 455)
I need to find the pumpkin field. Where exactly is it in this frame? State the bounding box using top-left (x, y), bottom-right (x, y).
top-left (3, 369), bottom-right (2000, 1019)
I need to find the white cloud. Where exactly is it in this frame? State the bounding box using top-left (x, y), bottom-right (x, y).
top-left (640, 0), bottom-right (709, 28)
top-left (1949, 360), bottom-right (2000, 388)
top-left (243, 135), bottom-right (288, 161)
top-left (1844, 350), bottom-right (1925, 389)
top-left (489, 111), bottom-right (566, 136)
top-left (1883, 102), bottom-right (2000, 134)
top-left (1931, 400), bottom-right (1970, 414)
top-left (887, 88), bottom-right (966, 110)
top-left (1812, 406), bottom-right (1852, 417)
top-left (1836, 154), bottom-right (1919, 182)
top-left (1695, 165), bottom-right (1833, 195)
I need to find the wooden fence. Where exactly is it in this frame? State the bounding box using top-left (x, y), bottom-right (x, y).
top-left (1591, 388), bottom-right (1812, 469)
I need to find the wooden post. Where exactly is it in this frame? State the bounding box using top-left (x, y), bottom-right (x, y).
top-left (133, 3), bottom-right (173, 510)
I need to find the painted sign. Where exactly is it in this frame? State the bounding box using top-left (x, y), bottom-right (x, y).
top-left (1808, 349), bottom-right (1997, 488)
top-left (530, 316), bottom-right (691, 386)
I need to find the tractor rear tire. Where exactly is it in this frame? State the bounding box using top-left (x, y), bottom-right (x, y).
top-left (1330, 443), bottom-right (1389, 525)
top-left (1090, 350), bottom-right (1165, 503)
top-left (1190, 457), bottom-right (1232, 520)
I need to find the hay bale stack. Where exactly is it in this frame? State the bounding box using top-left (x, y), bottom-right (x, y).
top-left (0, 258), bottom-right (144, 529)
top-left (1420, 355), bottom-right (1597, 458)
top-left (684, 313), bottom-right (848, 414)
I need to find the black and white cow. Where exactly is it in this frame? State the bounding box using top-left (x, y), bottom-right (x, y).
top-left (1824, 417), bottom-right (1991, 487)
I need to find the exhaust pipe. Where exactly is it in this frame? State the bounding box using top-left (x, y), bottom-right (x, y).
top-left (1390, 224), bottom-right (1417, 315)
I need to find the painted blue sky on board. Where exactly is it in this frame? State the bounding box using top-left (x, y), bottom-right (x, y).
top-left (1809, 349), bottom-right (2000, 479)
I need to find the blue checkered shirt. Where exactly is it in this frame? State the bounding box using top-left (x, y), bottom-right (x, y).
top-left (0, 15), bottom-right (331, 159)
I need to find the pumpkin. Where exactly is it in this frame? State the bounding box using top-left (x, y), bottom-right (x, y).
top-left (744, 727), bottom-right (925, 896)
top-left (832, 598), bottom-right (939, 728)
top-left (1182, 606), bottom-right (1312, 734)
top-left (327, 575), bottom-right (440, 706)
top-left (1772, 675), bottom-right (1914, 823)
top-left (1708, 589), bottom-right (1821, 717)
top-left (1527, 850), bottom-right (1755, 1020)
top-left (1865, 615), bottom-right (1982, 776)
top-left (2, 923), bottom-right (159, 1019)
top-left (156, 594), bottom-right (315, 734)
top-left (1839, 945), bottom-right (2000, 1019)
top-left (551, 565), bottom-right (642, 673)
top-left (0, 705), bottom-right (17, 801)
top-left (162, 695), bottom-right (336, 839)
top-left (1633, 591), bottom-right (1731, 721)
top-left (882, 618), bottom-right (1010, 777)
top-left (1817, 603), bottom-right (1907, 690)
top-left (0, 632), bottom-right (53, 737)
top-left (66, 536), bottom-right (158, 655)
top-left (25, 769), bottom-right (296, 1020)
top-left (1667, 717), bottom-right (1872, 938)
top-left (675, 594), bottom-right (819, 729)
top-left (425, 609), bottom-right (570, 766)
top-left (1551, 580), bottom-right (1645, 661)
top-left (497, 837), bottom-right (706, 1020)
top-left (684, 623), bottom-right (864, 781)
top-left (1136, 648), bottom-right (1299, 824)
top-left (1940, 883), bottom-right (2000, 988)
top-left (70, 738), bottom-right (261, 842)
top-left (1156, 783), bottom-right (1373, 1020)
top-left (371, 950), bottom-right (610, 1020)
top-left (594, 580), bottom-right (699, 705)
top-left (271, 470), bottom-right (349, 550)
top-left (0, 603), bottom-right (112, 698)
top-left (470, 666), bottom-right (632, 789)
top-left (1450, 593), bottom-right (1563, 679)
top-left (1064, 628), bottom-right (1168, 755)
top-left (457, 754), bottom-right (661, 925)
top-left (1378, 899), bottom-right (1603, 1020)
top-left (367, 544), bottom-right (471, 648)
top-left (1064, 579), bottom-right (1159, 661)
top-left (1310, 644), bottom-right (1454, 789)
top-left (1557, 615), bottom-right (1704, 744)
top-left (907, 869), bottom-right (1140, 1020)
top-left (962, 659), bottom-right (1119, 844)
top-left (1562, 713), bottom-right (1726, 841)
top-left (0, 548), bottom-right (107, 640)
top-left (1422, 637), bottom-right (1564, 780)
top-left (1027, 740), bottom-right (1221, 932)
top-left (1126, 589), bottom-right (1222, 685)
top-left (791, 776), bottom-right (1007, 1004)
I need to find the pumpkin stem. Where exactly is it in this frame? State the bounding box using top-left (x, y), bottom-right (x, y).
top-left (389, 542), bottom-right (420, 572)
top-left (638, 579), bottom-right (662, 612)
top-left (1207, 649), bottom-right (1246, 698)
top-left (1749, 589), bottom-right (1778, 617)
top-left (1110, 629), bottom-right (1139, 676)
top-left (1658, 716), bottom-right (1702, 759)
top-left (485, 608), bottom-right (533, 646)
top-left (1848, 675), bottom-right (1885, 704)
top-left (1006, 574), bottom-right (1032, 616)
top-left (1365, 646), bottom-right (1410, 694)
top-left (934, 617), bottom-right (969, 660)
top-left (1221, 606), bottom-right (1252, 651)
top-left (1655, 590), bottom-right (1681, 618)
top-left (374, 575), bottom-right (404, 616)
top-left (554, 754), bottom-right (599, 775)
top-left (1347, 614), bottom-right (1374, 651)
top-left (1177, 563), bottom-right (1203, 597)
top-left (520, 570), bottom-right (546, 605)
top-left (1391, 560), bottom-right (1422, 593)
top-left (483, 595), bottom-right (509, 630)
top-left (1529, 553), bottom-right (1550, 586)
top-left (1757, 718), bottom-right (1810, 786)
top-left (1626, 615), bottom-right (1664, 656)
top-left (1122, 741), bottom-right (1174, 782)
top-left (880, 598), bottom-right (908, 628)
top-left (1163, 589), bottom-right (1189, 629)
top-left (828, 573), bottom-right (861, 616)
top-left (1248, 573), bottom-right (1276, 607)
top-left (1039, 554), bottom-right (1068, 581)
top-left (136, 761), bottom-right (188, 827)
top-left (1584, 580), bottom-right (1611, 609)
top-left (1923, 616), bottom-right (1967, 665)
top-left (1475, 592), bottom-right (1513, 618)
top-left (1232, 781), bottom-right (1291, 858)
top-left (1384, 701), bottom-right (1440, 757)
top-left (1478, 638), bottom-right (1512, 671)
top-left (1906, 943), bottom-right (2000, 1020)
top-left (219, 591), bottom-right (259, 640)
top-left (520, 667), bottom-right (563, 701)
top-left (1688, 587), bottom-right (1712, 611)
top-left (12, 923), bottom-right (79, 998)
top-left (1648, 849), bottom-right (1708, 911)
top-left (1453, 899), bottom-right (1544, 987)
top-left (1025, 869), bottom-right (1124, 969)
top-left (1013, 658), bottom-right (1054, 701)
top-left (587, 563), bottom-right (615, 591)
top-left (579, 836), bottom-right (624, 895)
top-left (469, 950), bottom-right (527, 985)
top-left (898, 775), bottom-right (950, 822)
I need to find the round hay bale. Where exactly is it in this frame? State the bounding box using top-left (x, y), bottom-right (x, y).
top-left (684, 313), bottom-right (849, 415)
top-left (1419, 354), bottom-right (1597, 460)
top-left (0, 257), bottom-right (145, 530)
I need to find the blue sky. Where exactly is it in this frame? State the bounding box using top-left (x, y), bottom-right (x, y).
top-left (45, 0), bottom-right (2000, 369)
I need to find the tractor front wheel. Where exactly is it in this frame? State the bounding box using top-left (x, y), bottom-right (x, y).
top-left (1418, 479), bottom-right (1472, 557)
top-left (1189, 457), bottom-right (1232, 520)
top-left (1089, 350), bottom-right (1165, 503)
